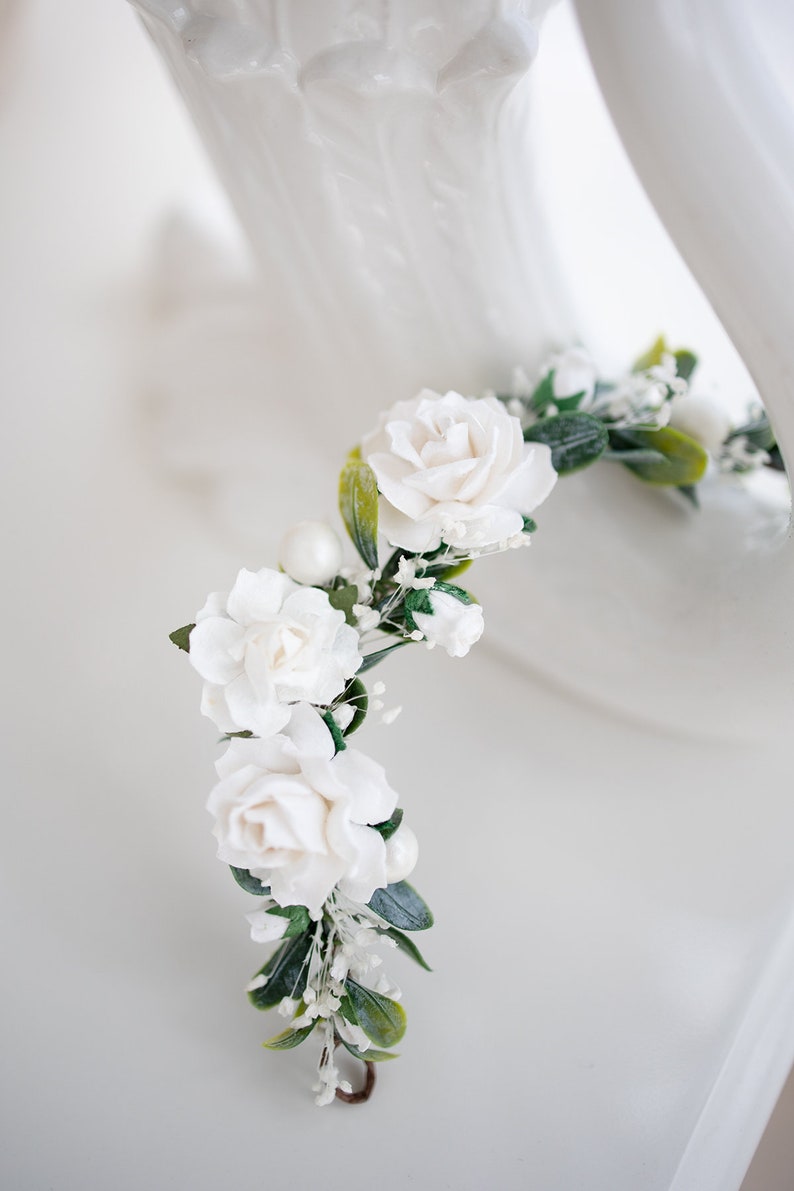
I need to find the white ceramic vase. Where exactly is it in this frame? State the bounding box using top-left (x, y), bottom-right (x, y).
top-left (133, 0), bottom-right (571, 446)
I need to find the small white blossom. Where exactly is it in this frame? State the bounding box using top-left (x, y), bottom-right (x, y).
top-left (373, 973), bottom-right (402, 999)
top-left (313, 1021), bottom-right (345, 1106)
top-left (381, 706), bottom-right (402, 725)
top-left (650, 353), bottom-right (687, 397)
top-left (362, 390), bottom-right (557, 553)
top-left (278, 997), bottom-right (298, 1018)
top-left (443, 520), bottom-right (468, 544)
top-left (353, 603), bottom-right (380, 631)
top-left (372, 681), bottom-right (386, 696)
top-left (245, 973), bottom-right (269, 993)
top-left (246, 902), bottom-right (290, 944)
top-left (330, 952), bottom-right (350, 982)
top-left (409, 629), bottom-right (424, 641)
top-left (335, 1018), bottom-right (372, 1052)
top-left (720, 436), bottom-right (770, 472)
top-left (396, 556), bottom-right (417, 586)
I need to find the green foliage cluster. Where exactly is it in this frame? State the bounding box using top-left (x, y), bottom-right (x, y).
top-left (517, 337), bottom-right (710, 497)
top-left (228, 871), bottom-right (433, 1059)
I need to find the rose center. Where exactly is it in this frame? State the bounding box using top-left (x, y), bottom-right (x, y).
top-left (245, 619), bottom-right (313, 676)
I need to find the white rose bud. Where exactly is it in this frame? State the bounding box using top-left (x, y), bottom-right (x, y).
top-left (550, 347), bottom-right (597, 403)
top-left (278, 520), bottom-right (343, 587)
top-left (409, 585), bottom-right (484, 658)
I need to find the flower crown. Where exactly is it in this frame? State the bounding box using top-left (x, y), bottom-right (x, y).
top-left (169, 339), bottom-right (780, 1106)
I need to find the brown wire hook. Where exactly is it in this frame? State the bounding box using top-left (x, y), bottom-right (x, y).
top-left (328, 1037), bottom-right (377, 1104)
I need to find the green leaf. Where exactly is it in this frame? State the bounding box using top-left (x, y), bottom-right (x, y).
top-left (602, 448), bottom-right (667, 465)
top-left (677, 484), bottom-right (700, 508)
top-left (522, 516), bottom-right (537, 534)
top-left (530, 370), bottom-right (556, 413)
top-left (554, 391), bottom-right (588, 413)
top-left (339, 458), bottom-right (380, 571)
top-left (344, 979), bottom-right (407, 1048)
top-left (433, 581), bottom-right (474, 603)
top-left (262, 1021), bottom-right (317, 1050)
top-left (338, 990), bottom-right (358, 1024)
top-left (437, 557), bottom-right (473, 582)
top-left (248, 931), bottom-right (313, 1010)
top-left (767, 444), bottom-right (786, 472)
top-left (320, 710), bottom-right (346, 754)
top-left (372, 808), bottom-right (404, 841)
top-left (368, 881), bottom-right (434, 931)
top-left (230, 866), bottom-right (270, 896)
top-left (378, 925), bottom-right (432, 971)
top-left (339, 1038), bottom-right (399, 1063)
top-left (169, 623), bottom-right (194, 652)
top-left (524, 412), bottom-right (608, 474)
top-left (618, 426), bottom-right (708, 486)
top-left (326, 582), bottom-right (359, 627)
top-left (633, 335), bottom-right (668, 372)
top-left (340, 677), bottom-right (368, 737)
top-left (267, 904), bottom-right (311, 939)
top-left (403, 587), bottom-right (434, 631)
top-left (358, 641), bottom-right (409, 673)
top-left (728, 412), bottom-right (776, 452)
top-left (632, 337), bottom-right (698, 383)
top-left (673, 349), bottom-right (698, 382)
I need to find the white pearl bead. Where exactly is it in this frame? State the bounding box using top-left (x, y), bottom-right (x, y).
top-left (384, 824), bottom-right (419, 884)
top-left (278, 520), bottom-right (343, 587)
top-left (669, 395), bottom-right (731, 455)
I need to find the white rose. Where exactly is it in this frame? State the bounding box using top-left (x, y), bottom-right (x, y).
top-left (669, 394), bottom-right (731, 455)
top-left (188, 567), bottom-right (361, 737)
top-left (208, 703), bottom-right (404, 916)
top-left (549, 347), bottom-right (597, 403)
top-left (361, 389), bottom-right (557, 553)
top-left (409, 585), bottom-right (484, 658)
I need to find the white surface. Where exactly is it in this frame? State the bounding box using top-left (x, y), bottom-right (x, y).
top-left (3, 3), bottom-right (794, 1190)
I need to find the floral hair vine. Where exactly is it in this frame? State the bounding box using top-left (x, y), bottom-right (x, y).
top-left (169, 338), bottom-right (781, 1107)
